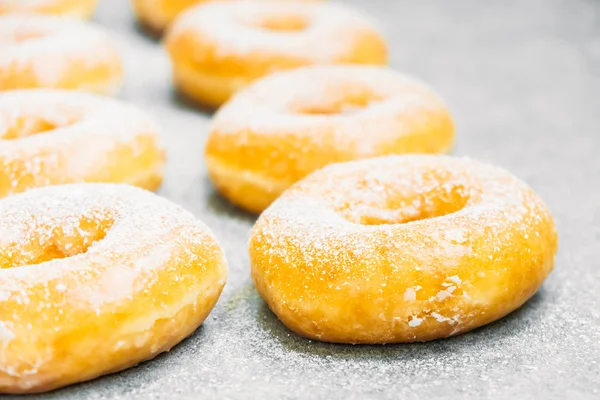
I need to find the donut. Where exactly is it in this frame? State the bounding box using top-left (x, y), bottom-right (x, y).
top-left (0, 15), bottom-right (123, 94)
top-left (0, 183), bottom-right (227, 393)
top-left (250, 155), bottom-right (558, 344)
top-left (0, 0), bottom-right (97, 19)
top-left (0, 89), bottom-right (165, 197)
top-left (131, 0), bottom-right (321, 36)
top-left (206, 65), bottom-right (455, 213)
top-left (165, 1), bottom-right (387, 108)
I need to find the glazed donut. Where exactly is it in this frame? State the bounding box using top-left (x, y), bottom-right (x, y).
top-left (250, 155), bottom-right (558, 344)
top-left (0, 89), bottom-right (165, 197)
top-left (0, 0), bottom-right (97, 19)
top-left (206, 65), bottom-right (454, 213)
top-left (0, 15), bottom-right (123, 94)
top-left (131, 0), bottom-right (321, 36)
top-left (0, 183), bottom-right (227, 393)
top-left (165, 1), bottom-right (387, 108)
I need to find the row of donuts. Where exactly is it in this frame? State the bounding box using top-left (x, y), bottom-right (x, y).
top-left (123, 0), bottom-right (558, 364)
top-left (1, 1), bottom-right (207, 394)
top-left (0, 0), bottom-right (381, 394)
top-left (0, 0), bottom-right (558, 395)
top-left (0, 2), bottom-right (161, 193)
top-left (162, 0), bottom-right (556, 363)
top-left (0, 0), bottom-right (454, 211)
top-left (1, 0), bottom-right (385, 102)
top-left (0, 0), bottom-right (324, 35)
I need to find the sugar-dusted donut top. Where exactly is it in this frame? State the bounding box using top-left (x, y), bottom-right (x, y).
top-left (0, 89), bottom-right (158, 142)
top-left (169, 1), bottom-right (383, 62)
top-left (254, 155), bottom-right (556, 260)
top-left (213, 65), bottom-right (448, 136)
top-left (208, 66), bottom-right (454, 179)
top-left (0, 14), bottom-right (117, 86)
top-left (0, 184), bottom-right (214, 270)
top-left (0, 183), bottom-right (223, 321)
top-left (0, 89), bottom-right (161, 193)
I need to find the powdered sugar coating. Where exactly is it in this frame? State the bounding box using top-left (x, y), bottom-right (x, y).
top-left (170, 1), bottom-right (384, 61)
top-left (0, 89), bottom-right (165, 197)
top-left (0, 183), bottom-right (219, 277)
top-left (0, 183), bottom-right (227, 391)
top-left (250, 155), bottom-right (558, 343)
top-left (0, 14), bottom-right (121, 92)
top-left (206, 65), bottom-right (454, 213)
top-left (260, 155), bottom-right (548, 232)
top-left (211, 65), bottom-right (453, 157)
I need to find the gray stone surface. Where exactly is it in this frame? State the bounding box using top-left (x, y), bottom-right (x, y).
top-left (12, 0), bottom-right (600, 398)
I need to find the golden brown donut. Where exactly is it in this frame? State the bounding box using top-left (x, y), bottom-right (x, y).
top-left (206, 65), bottom-right (454, 213)
top-left (0, 183), bottom-right (227, 393)
top-left (165, 1), bottom-right (387, 108)
top-left (250, 155), bottom-right (558, 344)
top-left (0, 15), bottom-right (123, 94)
top-left (0, 89), bottom-right (166, 197)
top-left (0, 0), bottom-right (97, 19)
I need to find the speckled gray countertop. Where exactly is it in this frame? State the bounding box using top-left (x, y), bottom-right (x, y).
top-left (10, 0), bottom-right (600, 398)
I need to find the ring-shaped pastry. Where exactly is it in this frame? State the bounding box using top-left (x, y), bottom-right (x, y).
top-left (0, 183), bottom-right (227, 393)
top-left (166, 1), bottom-right (387, 108)
top-left (0, 89), bottom-right (165, 197)
top-left (0, 15), bottom-right (123, 94)
top-left (207, 65), bottom-right (454, 213)
top-left (250, 155), bottom-right (558, 344)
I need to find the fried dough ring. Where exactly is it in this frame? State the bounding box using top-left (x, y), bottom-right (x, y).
top-left (0, 89), bottom-right (165, 197)
top-left (250, 155), bottom-right (558, 344)
top-left (207, 65), bottom-right (454, 213)
top-left (0, 184), bottom-right (227, 393)
top-left (166, 1), bottom-right (387, 108)
top-left (0, 15), bottom-right (122, 94)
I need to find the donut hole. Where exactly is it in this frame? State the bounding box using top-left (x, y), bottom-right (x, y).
top-left (1, 27), bottom-right (48, 43)
top-left (337, 178), bottom-right (470, 226)
top-left (0, 216), bottom-right (113, 269)
top-left (293, 87), bottom-right (382, 116)
top-left (247, 12), bottom-right (310, 32)
top-left (0, 114), bottom-right (74, 140)
top-left (357, 191), bottom-right (469, 225)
